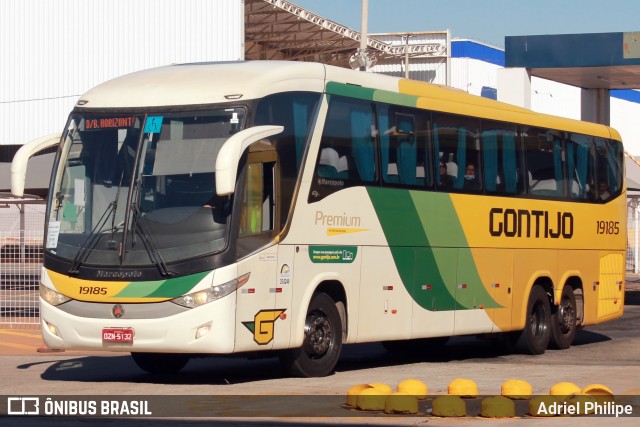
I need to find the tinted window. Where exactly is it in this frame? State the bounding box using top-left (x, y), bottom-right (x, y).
top-left (433, 113), bottom-right (482, 193)
top-left (481, 121), bottom-right (523, 195)
top-left (594, 137), bottom-right (624, 202)
top-left (378, 105), bottom-right (432, 188)
top-left (255, 92), bottom-right (320, 226)
top-left (566, 134), bottom-right (596, 200)
top-left (311, 96), bottom-right (376, 200)
top-left (524, 127), bottom-right (565, 198)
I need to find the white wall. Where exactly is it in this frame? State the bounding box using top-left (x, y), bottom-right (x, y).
top-left (611, 97), bottom-right (640, 155)
top-left (530, 77), bottom-right (582, 120)
top-left (451, 57), bottom-right (499, 97)
top-left (0, 0), bottom-right (243, 145)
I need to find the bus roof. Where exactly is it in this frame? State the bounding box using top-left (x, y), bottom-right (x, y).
top-left (77, 60), bottom-right (620, 141)
top-left (78, 61), bottom-right (328, 109)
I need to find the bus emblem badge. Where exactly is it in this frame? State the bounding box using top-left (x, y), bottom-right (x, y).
top-left (112, 304), bottom-right (125, 319)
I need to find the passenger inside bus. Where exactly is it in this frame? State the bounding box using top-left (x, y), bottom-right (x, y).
top-left (597, 181), bottom-right (611, 201)
top-left (438, 161), bottom-right (453, 190)
top-left (462, 163), bottom-right (481, 192)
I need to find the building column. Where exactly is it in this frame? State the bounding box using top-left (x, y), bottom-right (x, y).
top-left (581, 88), bottom-right (610, 125)
top-left (497, 68), bottom-right (531, 109)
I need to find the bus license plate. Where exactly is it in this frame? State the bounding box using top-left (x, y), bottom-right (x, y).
top-left (102, 328), bottom-right (134, 344)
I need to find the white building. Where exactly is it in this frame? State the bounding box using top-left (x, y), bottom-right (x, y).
top-left (1, 0), bottom-right (243, 146)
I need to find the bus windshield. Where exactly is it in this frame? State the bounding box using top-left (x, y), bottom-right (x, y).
top-left (46, 109), bottom-right (245, 268)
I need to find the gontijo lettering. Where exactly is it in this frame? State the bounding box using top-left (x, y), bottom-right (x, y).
top-left (489, 208), bottom-right (573, 239)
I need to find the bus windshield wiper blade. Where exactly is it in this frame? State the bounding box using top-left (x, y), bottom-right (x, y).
top-left (68, 201), bottom-right (116, 275)
top-left (129, 203), bottom-right (173, 277)
top-left (68, 173), bottom-right (125, 275)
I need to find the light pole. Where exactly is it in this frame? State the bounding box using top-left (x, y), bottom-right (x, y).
top-left (402, 34), bottom-right (415, 79)
top-left (359, 0), bottom-right (368, 71)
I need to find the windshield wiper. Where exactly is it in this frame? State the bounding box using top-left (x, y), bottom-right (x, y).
top-left (68, 173), bottom-right (124, 275)
top-left (129, 198), bottom-right (173, 277)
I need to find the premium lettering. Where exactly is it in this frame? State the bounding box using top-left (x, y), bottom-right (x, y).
top-left (315, 211), bottom-right (361, 227)
top-left (489, 208), bottom-right (573, 239)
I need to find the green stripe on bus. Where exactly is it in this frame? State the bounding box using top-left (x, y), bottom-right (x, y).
top-left (113, 271), bottom-right (210, 299)
top-left (410, 191), bottom-right (500, 309)
top-left (372, 90), bottom-right (418, 108)
top-left (367, 188), bottom-right (457, 310)
top-left (367, 188), bottom-right (500, 311)
top-left (114, 280), bottom-right (164, 298)
top-left (326, 82), bottom-right (376, 100)
top-left (325, 81), bottom-right (419, 108)
top-left (147, 271), bottom-right (210, 298)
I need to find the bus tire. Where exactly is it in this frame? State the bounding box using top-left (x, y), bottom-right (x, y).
top-left (279, 292), bottom-right (343, 378)
top-left (131, 352), bottom-right (190, 374)
top-left (549, 286), bottom-right (577, 349)
top-left (515, 286), bottom-right (551, 355)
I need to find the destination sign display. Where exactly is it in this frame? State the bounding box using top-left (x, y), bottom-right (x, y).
top-left (84, 116), bottom-right (135, 130)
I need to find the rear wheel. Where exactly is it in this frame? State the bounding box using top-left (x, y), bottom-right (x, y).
top-left (549, 286), bottom-right (577, 349)
top-left (514, 286), bottom-right (551, 354)
top-left (131, 352), bottom-right (190, 374)
top-left (279, 292), bottom-right (343, 377)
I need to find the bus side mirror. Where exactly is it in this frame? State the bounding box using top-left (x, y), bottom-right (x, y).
top-left (215, 125), bottom-right (283, 196)
top-left (11, 133), bottom-right (61, 197)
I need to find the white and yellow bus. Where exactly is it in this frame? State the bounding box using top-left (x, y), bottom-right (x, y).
top-left (12, 61), bottom-right (625, 377)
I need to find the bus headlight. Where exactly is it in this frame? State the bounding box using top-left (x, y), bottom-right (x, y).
top-left (171, 273), bottom-right (250, 308)
top-left (40, 284), bottom-right (72, 306)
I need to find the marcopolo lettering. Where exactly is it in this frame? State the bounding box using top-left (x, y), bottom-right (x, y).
top-left (489, 208), bottom-right (573, 239)
top-left (96, 270), bottom-right (143, 279)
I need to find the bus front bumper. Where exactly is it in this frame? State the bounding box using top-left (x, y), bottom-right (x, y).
top-left (39, 296), bottom-right (236, 354)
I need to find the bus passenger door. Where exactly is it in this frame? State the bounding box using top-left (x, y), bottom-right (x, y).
top-left (234, 151), bottom-right (281, 352)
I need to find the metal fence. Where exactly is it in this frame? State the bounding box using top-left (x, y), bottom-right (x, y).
top-left (0, 201), bottom-right (45, 326)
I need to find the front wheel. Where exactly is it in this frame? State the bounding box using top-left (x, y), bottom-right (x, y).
top-left (549, 286), bottom-right (577, 349)
top-left (514, 286), bottom-right (551, 354)
top-left (131, 352), bottom-right (190, 374)
top-left (279, 292), bottom-right (343, 377)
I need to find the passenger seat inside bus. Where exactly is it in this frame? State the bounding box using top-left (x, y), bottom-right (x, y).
top-left (317, 147), bottom-right (349, 179)
top-left (528, 171), bottom-right (559, 196)
top-left (446, 162), bottom-right (458, 180)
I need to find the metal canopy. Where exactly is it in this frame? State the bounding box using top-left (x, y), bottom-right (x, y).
top-left (245, 0), bottom-right (446, 67)
top-left (505, 32), bottom-right (640, 89)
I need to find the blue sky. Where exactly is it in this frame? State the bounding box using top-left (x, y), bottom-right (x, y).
top-left (292, 0), bottom-right (639, 48)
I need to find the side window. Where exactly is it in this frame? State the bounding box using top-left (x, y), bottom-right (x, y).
top-left (433, 113), bottom-right (482, 193)
top-left (239, 161), bottom-right (275, 238)
top-left (255, 92), bottom-right (320, 227)
top-left (594, 137), bottom-right (623, 202)
top-left (378, 105), bottom-right (432, 188)
top-left (482, 121), bottom-right (523, 195)
top-left (524, 128), bottom-right (565, 198)
top-left (566, 134), bottom-right (596, 200)
top-left (310, 97), bottom-right (376, 201)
